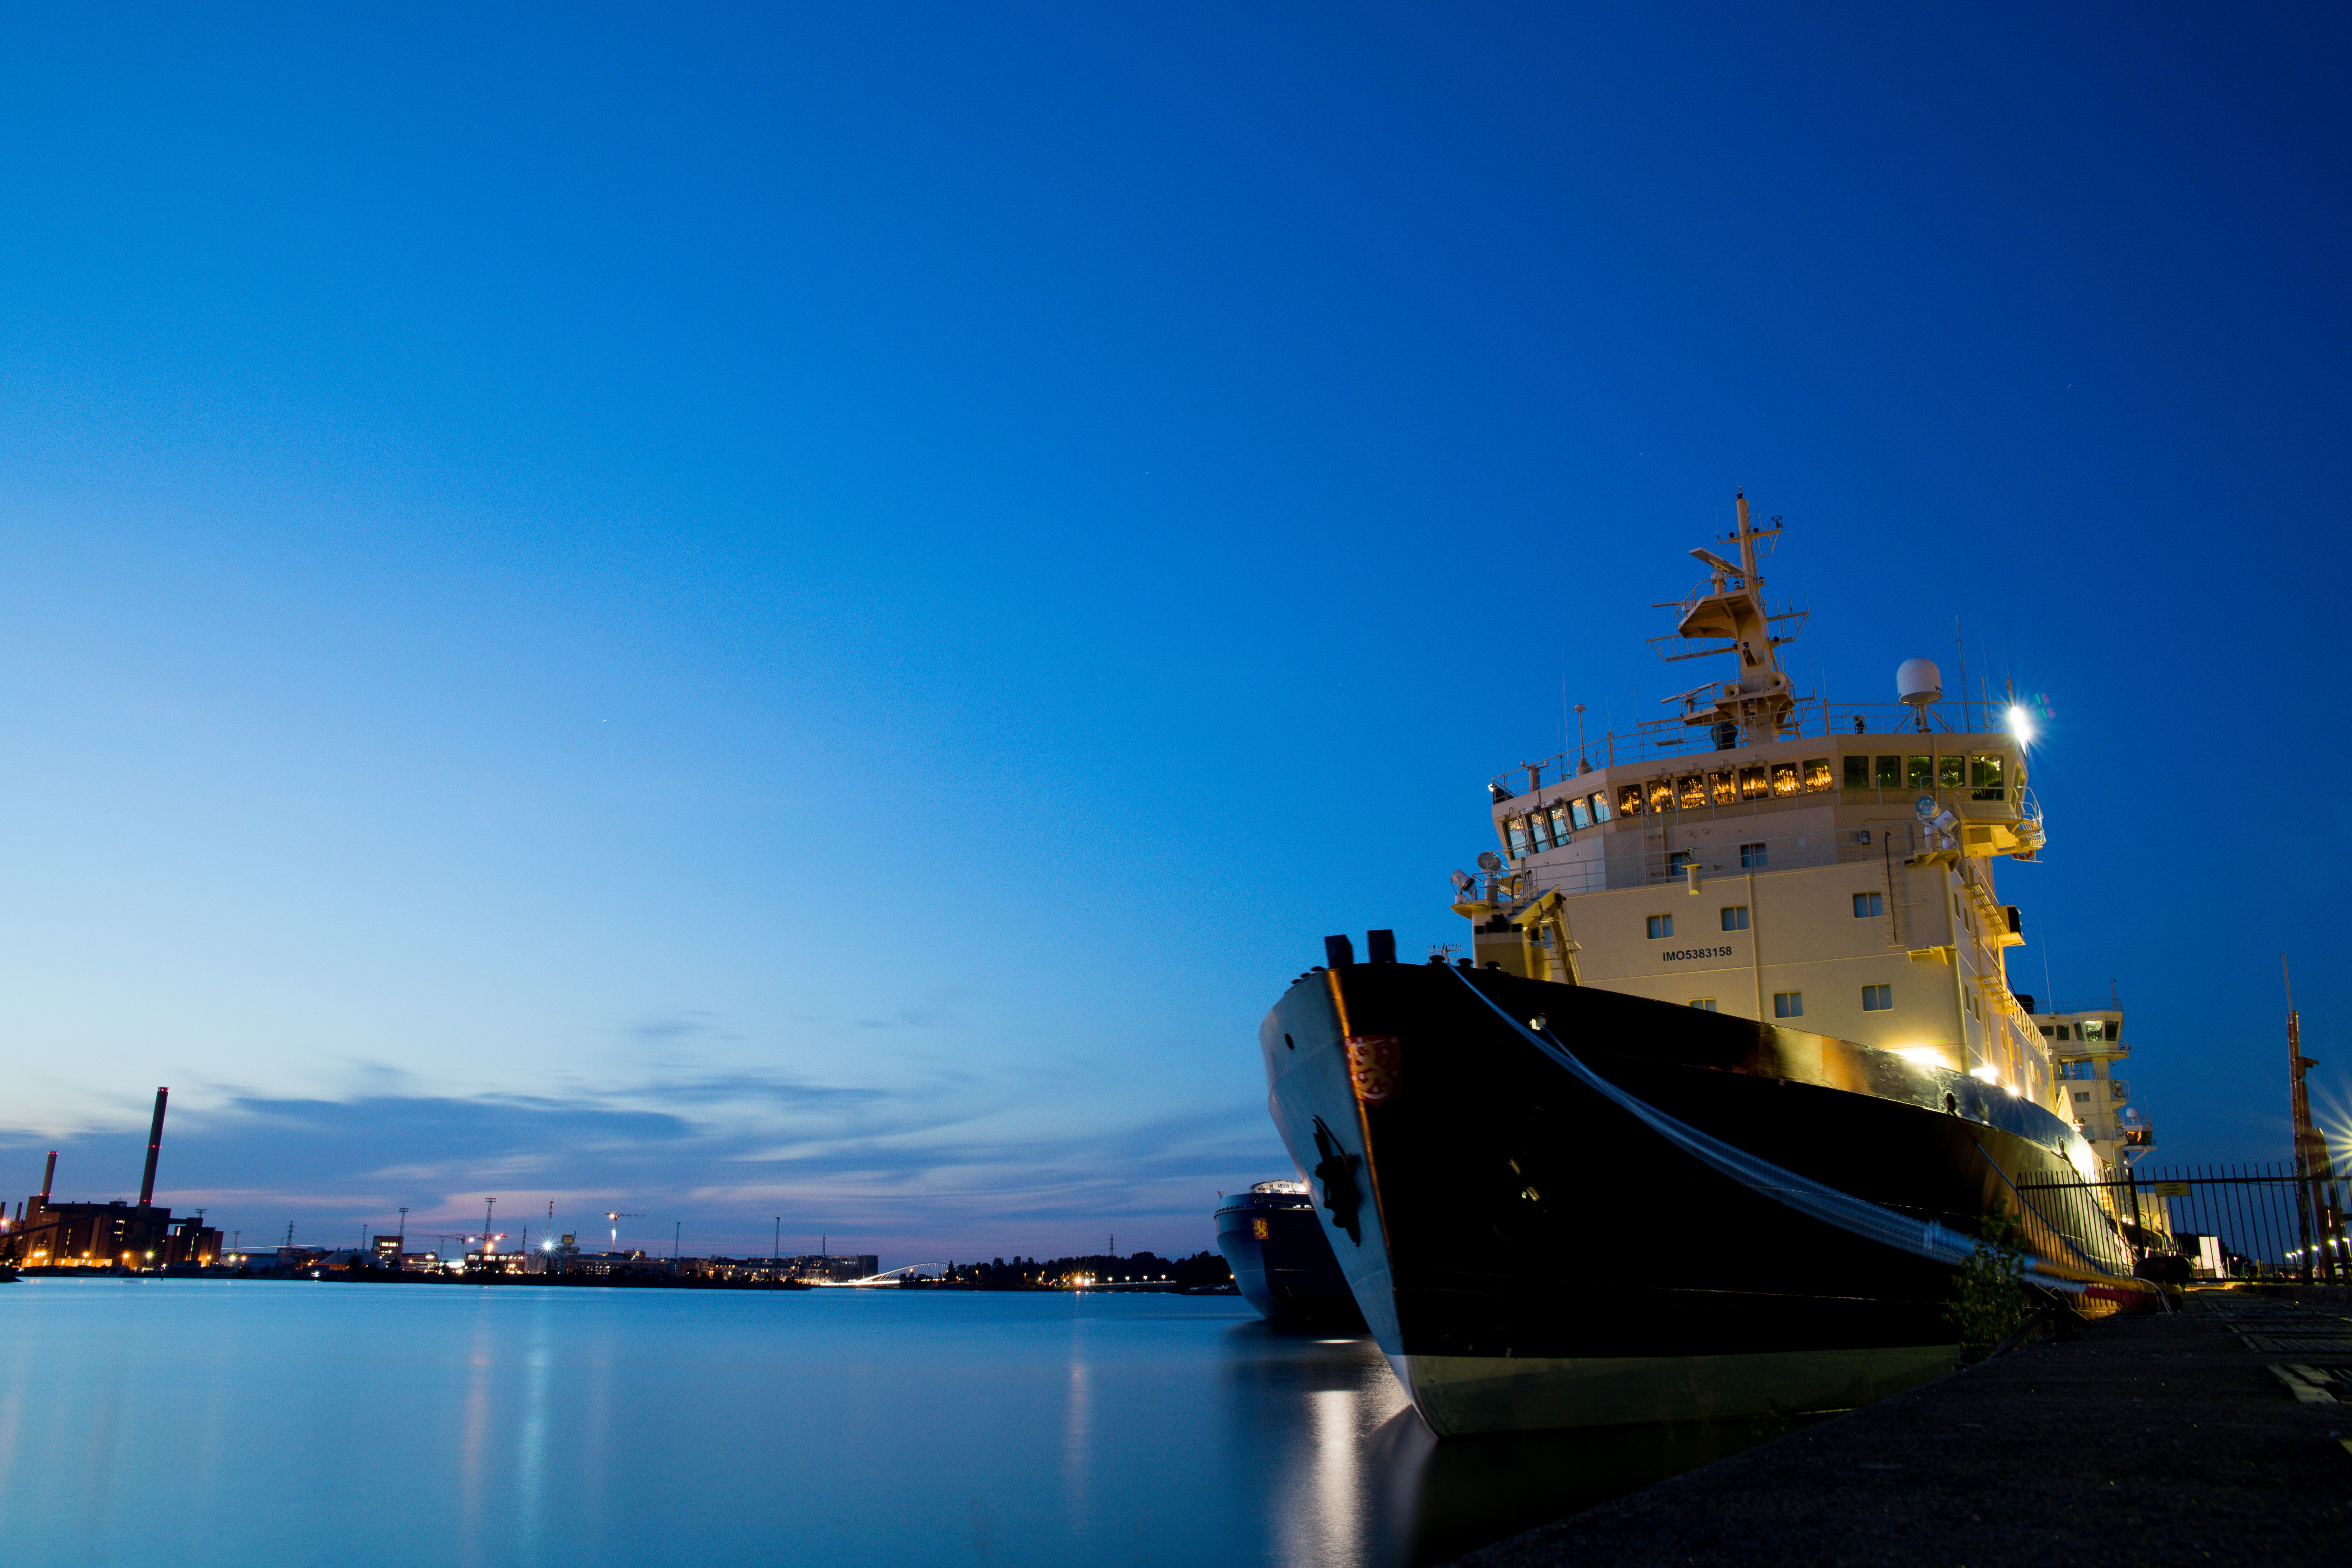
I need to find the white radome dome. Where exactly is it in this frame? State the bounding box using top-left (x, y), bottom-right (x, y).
top-left (1896, 658), bottom-right (1942, 705)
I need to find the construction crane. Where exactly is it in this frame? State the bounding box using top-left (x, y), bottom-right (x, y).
top-left (604, 1211), bottom-right (642, 1251)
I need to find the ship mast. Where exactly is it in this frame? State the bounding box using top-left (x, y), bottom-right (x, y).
top-left (1653, 492), bottom-right (1806, 744)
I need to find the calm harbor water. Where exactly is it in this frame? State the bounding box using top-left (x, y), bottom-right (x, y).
top-left (0, 1280), bottom-right (1790, 1566)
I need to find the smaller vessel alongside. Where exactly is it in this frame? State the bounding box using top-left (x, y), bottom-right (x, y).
top-left (1215, 1181), bottom-right (1365, 1328)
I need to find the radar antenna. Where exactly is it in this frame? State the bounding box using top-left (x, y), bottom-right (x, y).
top-left (1646, 493), bottom-right (1805, 741)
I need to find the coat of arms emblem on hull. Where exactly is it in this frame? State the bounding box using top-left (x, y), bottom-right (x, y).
top-left (1345, 1035), bottom-right (1401, 1102)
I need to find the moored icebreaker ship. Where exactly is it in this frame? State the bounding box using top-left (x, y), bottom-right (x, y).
top-left (1260, 495), bottom-right (2155, 1437)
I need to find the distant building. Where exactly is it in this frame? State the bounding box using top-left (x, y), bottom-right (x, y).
top-left (4, 1199), bottom-right (220, 1269)
top-left (782, 1254), bottom-right (878, 1282)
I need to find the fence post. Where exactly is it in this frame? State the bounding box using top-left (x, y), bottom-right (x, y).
top-left (2126, 1164), bottom-right (2143, 1264)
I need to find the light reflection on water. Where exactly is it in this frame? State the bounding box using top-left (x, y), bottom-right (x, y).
top-left (0, 1280), bottom-right (1799, 1566)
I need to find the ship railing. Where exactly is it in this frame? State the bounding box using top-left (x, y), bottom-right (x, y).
top-left (1513, 822), bottom-right (1922, 899)
top-left (1497, 696), bottom-right (2019, 790)
top-left (2039, 997), bottom-right (2125, 1019)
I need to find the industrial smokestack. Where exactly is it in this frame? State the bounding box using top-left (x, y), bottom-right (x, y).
top-left (35, 1150), bottom-right (55, 1217)
top-left (137, 1088), bottom-right (168, 1208)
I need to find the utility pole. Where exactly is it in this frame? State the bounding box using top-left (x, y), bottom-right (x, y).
top-left (2286, 959), bottom-right (2336, 1283)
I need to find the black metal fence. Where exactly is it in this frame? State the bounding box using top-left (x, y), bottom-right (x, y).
top-left (2018, 1161), bottom-right (2349, 1281)
top-left (2141, 1162), bottom-right (2347, 1279)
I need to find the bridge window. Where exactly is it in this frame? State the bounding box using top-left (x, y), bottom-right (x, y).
top-left (1677, 773), bottom-right (1707, 810)
top-left (1738, 765), bottom-right (1769, 800)
top-left (1971, 754), bottom-right (2005, 800)
top-left (1907, 755), bottom-right (1933, 791)
top-left (1937, 754), bottom-right (1965, 791)
top-left (1547, 803), bottom-right (1574, 843)
top-left (1505, 816), bottom-right (1530, 856)
top-left (1617, 784), bottom-right (1646, 819)
top-left (1875, 755), bottom-right (1902, 788)
top-left (1569, 797), bottom-right (1592, 831)
top-left (1804, 757), bottom-right (1833, 791)
top-left (1845, 756), bottom-right (1870, 789)
top-left (1527, 811), bottom-right (1553, 852)
top-left (1646, 778), bottom-right (1676, 815)
top-left (1591, 790), bottom-right (1616, 822)
top-left (1709, 770), bottom-right (1737, 805)
top-left (1770, 762), bottom-right (1800, 796)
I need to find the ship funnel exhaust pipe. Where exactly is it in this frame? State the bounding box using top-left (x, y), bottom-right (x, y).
top-left (138, 1088), bottom-right (168, 1208)
top-left (35, 1150), bottom-right (55, 1218)
top-left (1323, 934), bottom-right (1356, 969)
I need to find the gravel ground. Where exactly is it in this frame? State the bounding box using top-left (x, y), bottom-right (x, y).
top-left (1450, 1288), bottom-right (2352, 1567)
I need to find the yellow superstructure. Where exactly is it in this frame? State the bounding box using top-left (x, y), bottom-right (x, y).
top-left (1458, 495), bottom-right (2086, 1141)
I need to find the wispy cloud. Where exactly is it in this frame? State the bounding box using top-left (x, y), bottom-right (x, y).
top-left (0, 1064), bottom-right (1287, 1262)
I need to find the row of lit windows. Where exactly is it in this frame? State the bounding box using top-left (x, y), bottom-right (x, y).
top-left (1642, 894), bottom-right (1883, 940)
top-left (2043, 1018), bottom-right (2118, 1042)
top-left (1688, 986), bottom-right (1894, 1018)
top-left (1502, 751), bottom-right (2011, 854)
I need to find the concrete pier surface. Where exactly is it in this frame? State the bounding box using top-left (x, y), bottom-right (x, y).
top-left (1453, 1289), bottom-right (2352, 1568)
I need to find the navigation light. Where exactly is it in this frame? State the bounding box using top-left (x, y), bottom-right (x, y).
top-left (2007, 705), bottom-right (2034, 744)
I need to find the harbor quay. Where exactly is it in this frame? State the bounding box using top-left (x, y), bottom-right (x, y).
top-left (1452, 1287), bottom-right (2352, 1568)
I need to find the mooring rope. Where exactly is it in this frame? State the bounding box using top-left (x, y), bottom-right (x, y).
top-left (1448, 969), bottom-right (2135, 1290)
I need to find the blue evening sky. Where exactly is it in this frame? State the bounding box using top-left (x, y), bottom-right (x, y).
top-left (0, 6), bottom-right (2344, 1261)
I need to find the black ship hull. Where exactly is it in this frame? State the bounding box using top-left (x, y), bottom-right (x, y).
top-left (1261, 961), bottom-right (2146, 1436)
top-left (1215, 1188), bottom-right (1365, 1329)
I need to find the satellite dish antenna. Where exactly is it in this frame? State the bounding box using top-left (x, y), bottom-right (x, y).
top-left (1476, 851), bottom-right (1503, 873)
top-left (1897, 658), bottom-right (1941, 732)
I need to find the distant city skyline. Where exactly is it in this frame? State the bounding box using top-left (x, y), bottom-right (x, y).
top-left (0, 6), bottom-right (2346, 1258)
